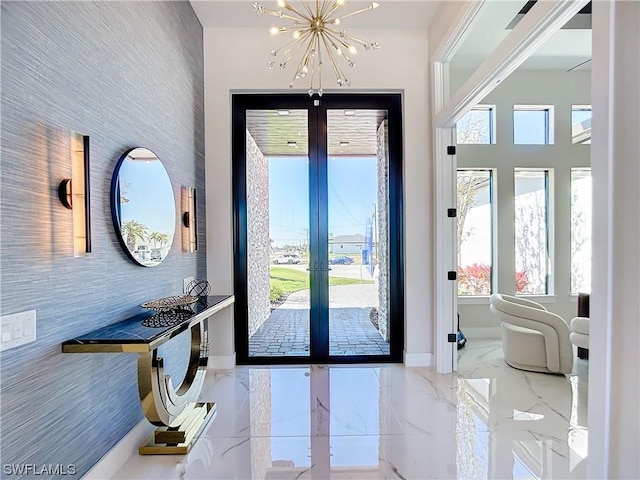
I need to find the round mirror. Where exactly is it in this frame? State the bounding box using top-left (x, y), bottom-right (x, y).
top-left (110, 148), bottom-right (176, 267)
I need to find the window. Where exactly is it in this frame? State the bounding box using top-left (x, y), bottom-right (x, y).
top-left (514, 169), bottom-right (552, 295)
top-left (571, 168), bottom-right (592, 294)
top-left (572, 105), bottom-right (592, 144)
top-left (513, 105), bottom-right (554, 144)
top-left (457, 170), bottom-right (494, 296)
top-left (456, 106), bottom-right (496, 144)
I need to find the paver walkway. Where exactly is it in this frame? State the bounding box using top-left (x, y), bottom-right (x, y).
top-left (249, 284), bottom-right (390, 356)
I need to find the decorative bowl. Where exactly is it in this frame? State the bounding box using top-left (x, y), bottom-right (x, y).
top-left (142, 295), bottom-right (198, 312)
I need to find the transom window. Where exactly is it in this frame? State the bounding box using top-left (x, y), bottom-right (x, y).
top-left (456, 106), bottom-right (496, 144)
top-left (572, 105), bottom-right (592, 144)
top-left (513, 105), bottom-right (554, 145)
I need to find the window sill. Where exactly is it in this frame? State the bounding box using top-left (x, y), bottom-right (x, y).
top-left (458, 295), bottom-right (558, 305)
top-left (458, 296), bottom-right (490, 305)
top-left (514, 295), bottom-right (557, 304)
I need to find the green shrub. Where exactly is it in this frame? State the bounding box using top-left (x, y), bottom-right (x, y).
top-left (270, 284), bottom-right (284, 302)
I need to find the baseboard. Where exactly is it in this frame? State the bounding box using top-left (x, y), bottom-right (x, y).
top-left (403, 352), bottom-right (432, 367)
top-left (82, 419), bottom-right (153, 480)
top-left (462, 327), bottom-right (501, 339)
top-left (208, 353), bottom-right (236, 370)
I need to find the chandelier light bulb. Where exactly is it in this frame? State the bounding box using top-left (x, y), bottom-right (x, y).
top-left (261, 0), bottom-right (380, 95)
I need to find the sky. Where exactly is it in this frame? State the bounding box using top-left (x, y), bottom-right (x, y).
top-left (268, 156), bottom-right (378, 247)
top-left (118, 158), bottom-right (176, 238)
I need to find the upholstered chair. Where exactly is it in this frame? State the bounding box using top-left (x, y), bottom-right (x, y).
top-left (490, 293), bottom-right (574, 374)
top-left (569, 317), bottom-right (589, 352)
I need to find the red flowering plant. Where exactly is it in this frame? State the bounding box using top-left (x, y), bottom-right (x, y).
top-left (458, 264), bottom-right (530, 296)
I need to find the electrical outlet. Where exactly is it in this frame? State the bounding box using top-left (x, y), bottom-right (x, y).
top-left (1, 310), bottom-right (36, 352)
top-left (184, 277), bottom-right (194, 294)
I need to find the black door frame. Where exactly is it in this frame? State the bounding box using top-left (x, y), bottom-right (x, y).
top-left (232, 93), bottom-right (404, 364)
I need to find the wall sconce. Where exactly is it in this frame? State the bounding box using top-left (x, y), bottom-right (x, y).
top-left (58, 133), bottom-right (91, 256)
top-left (182, 186), bottom-right (197, 253)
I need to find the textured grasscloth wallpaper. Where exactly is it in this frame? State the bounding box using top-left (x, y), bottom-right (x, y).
top-left (0, 2), bottom-right (205, 477)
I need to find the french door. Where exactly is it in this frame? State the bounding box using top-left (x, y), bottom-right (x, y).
top-left (232, 94), bottom-right (403, 364)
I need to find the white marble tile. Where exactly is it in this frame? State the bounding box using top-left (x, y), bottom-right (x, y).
top-left (114, 432), bottom-right (587, 480)
top-left (112, 340), bottom-right (588, 480)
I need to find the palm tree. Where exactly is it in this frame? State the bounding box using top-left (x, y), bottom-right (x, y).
top-left (122, 220), bottom-right (148, 252)
top-left (156, 233), bottom-right (170, 250)
top-left (149, 232), bottom-right (170, 250)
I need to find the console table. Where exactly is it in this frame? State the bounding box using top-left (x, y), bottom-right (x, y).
top-left (62, 295), bottom-right (234, 454)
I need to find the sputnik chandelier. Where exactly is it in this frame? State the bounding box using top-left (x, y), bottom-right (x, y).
top-left (253, 0), bottom-right (380, 96)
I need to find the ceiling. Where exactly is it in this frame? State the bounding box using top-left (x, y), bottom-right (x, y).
top-left (449, 0), bottom-right (592, 72)
top-left (246, 109), bottom-right (387, 156)
top-left (190, 0), bottom-right (442, 29)
top-left (190, 0), bottom-right (592, 83)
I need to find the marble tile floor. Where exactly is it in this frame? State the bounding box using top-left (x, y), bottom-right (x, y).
top-left (113, 339), bottom-right (588, 479)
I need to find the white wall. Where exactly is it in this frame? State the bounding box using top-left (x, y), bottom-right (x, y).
top-left (203, 27), bottom-right (434, 365)
top-left (589, 2), bottom-right (640, 477)
top-left (455, 69), bottom-right (591, 335)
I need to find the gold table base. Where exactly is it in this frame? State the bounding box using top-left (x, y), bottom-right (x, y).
top-left (139, 402), bottom-right (217, 455)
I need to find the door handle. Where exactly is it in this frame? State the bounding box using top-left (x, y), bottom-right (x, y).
top-left (321, 265), bottom-right (332, 272)
top-left (307, 262), bottom-right (317, 272)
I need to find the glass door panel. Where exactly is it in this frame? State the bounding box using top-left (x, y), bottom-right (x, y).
top-left (246, 109), bottom-right (311, 357)
top-left (326, 109), bottom-right (390, 356)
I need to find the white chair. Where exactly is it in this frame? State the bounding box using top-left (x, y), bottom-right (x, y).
top-left (490, 293), bottom-right (573, 374)
top-left (569, 316), bottom-right (589, 353)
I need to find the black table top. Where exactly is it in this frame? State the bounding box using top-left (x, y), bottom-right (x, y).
top-left (62, 295), bottom-right (234, 353)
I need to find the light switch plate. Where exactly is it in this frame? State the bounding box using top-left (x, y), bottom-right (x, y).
top-left (1, 310), bottom-right (36, 352)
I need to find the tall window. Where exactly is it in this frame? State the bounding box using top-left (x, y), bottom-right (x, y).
top-left (457, 170), bottom-right (494, 296)
top-left (513, 105), bottom-right (554, 145)
top-left (456, 106), bottom-right (496, 144)
top-left (514, 169), bottom-right (551, 295)
top-left (571, 168), bottom-right (592, 294)
top-left (572, 105), bottom-right (592, 144)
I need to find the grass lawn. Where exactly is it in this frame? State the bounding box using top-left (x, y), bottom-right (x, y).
top-left (270, 266), bottom-right (373, 302)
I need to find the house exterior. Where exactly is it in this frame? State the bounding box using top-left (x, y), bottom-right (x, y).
top-left (329, 234), bottom-right (366, 255)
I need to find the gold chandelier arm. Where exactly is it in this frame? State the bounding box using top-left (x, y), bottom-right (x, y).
top-left (331, 2), bottom-right (379, 21)
top-left (272, 30), bottom-right (311, 58)
top-left (317, 34), bottom-right (324, 92)
top-left (297, 34), bottom-right (316, 72)
top-left (301, 1), bottom-right (314, 18)
top-left (324, 29), bottom-right (351, 50)
top-left (320, 0), bottom-right (333, 19)
top-left (260, 6), bottom-right (302, 22)
top-left (283, 30), bottom-right (314, 68)
top-left (284, 3), bottom-right (312, 22)
top-left (323, 1), bottom-right (344, 20)
top-left (320, 34), bottom-right (345, 83)
top-left (325, 28), bottom-right (371, 47)
top-left (308, 36), bottom-right (318, 91)
top-left (291, 41), bottom-right (313, 86)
